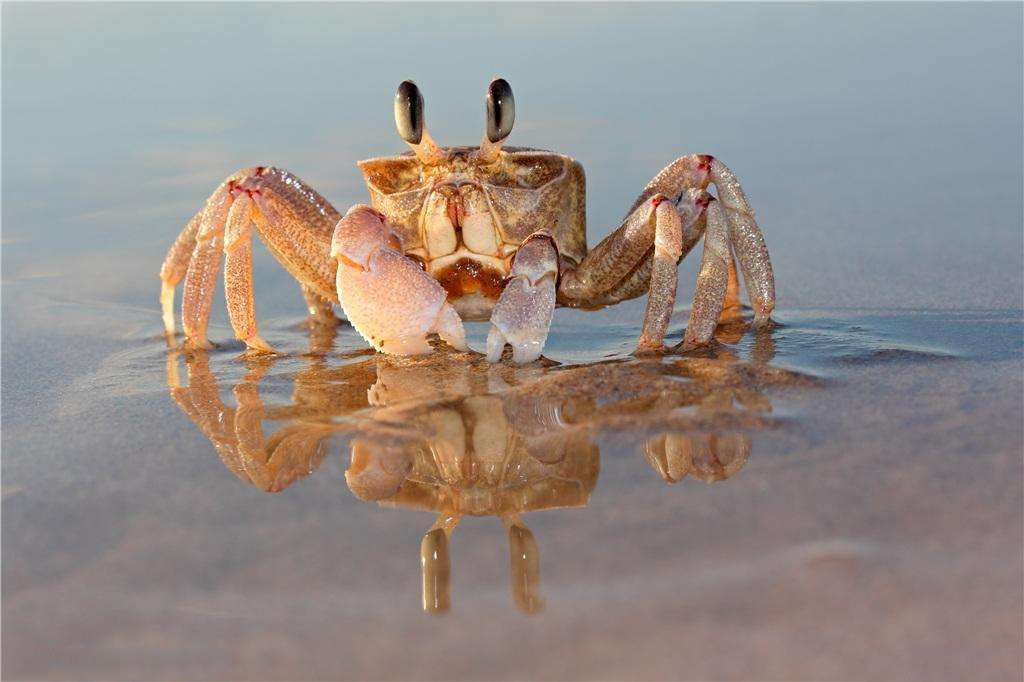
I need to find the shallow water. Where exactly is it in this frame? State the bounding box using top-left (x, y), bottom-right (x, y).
top-left (4, 294), bottom-right (1022, 679)
top-left (3, 3), bottom-right (1023, 681)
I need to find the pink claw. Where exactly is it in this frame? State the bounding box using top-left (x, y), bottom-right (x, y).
top-left (332, 206), bottom-right (467, 356)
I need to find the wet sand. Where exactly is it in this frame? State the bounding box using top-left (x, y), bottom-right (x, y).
top-left (3, 288), bottom-right (1021, 680)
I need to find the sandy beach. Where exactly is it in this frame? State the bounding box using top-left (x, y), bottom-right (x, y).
top-left (3, 3), bottom-right (1022, 680)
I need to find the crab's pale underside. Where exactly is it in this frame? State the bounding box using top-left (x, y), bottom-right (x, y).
top-left (160, 79), bottom-right (775, 363)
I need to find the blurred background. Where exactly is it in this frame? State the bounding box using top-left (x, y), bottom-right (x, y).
top-left (3, 2), bottom-right (1022, 316)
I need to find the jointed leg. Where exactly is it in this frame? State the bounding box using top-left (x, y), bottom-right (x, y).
top-left (301, 284), bottom-right (337, 323)
top-left (562, 154), bottom-right (774, 350)
top-left (680, 200), bottom-right (730, 349)
top-left (720, 254), bottom-right (744, 323)
top-left (637, 198), bottom-right (683, 350)
top-left (560, 189), bottom-right (710, 350)
top-left (181, 233), bottom-right (223, 349)
top-left (635, 154), bottom-right (774, 328)
top-left (160, 212), bottom-right (201, 339)
top-left (223, 194), bottom-right (274, 352)
top-left (178, 182), bottom-right (236, 348)
top-left (161, 167), bottom-right (341, 350)
top-left (707, 158), bottom-right (774, 326)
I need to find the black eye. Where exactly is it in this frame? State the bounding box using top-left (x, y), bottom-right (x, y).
top-left (394, 80), bottom-right (424, 144)
top-left (486, 78), bottom-right (515, 143)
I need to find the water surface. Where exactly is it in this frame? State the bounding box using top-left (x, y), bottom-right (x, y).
top-left (3, 3), bottom-right (1022, 681)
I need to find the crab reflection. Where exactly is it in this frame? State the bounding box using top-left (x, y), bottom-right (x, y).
top-left (167, 323), bottom-right (805, 613)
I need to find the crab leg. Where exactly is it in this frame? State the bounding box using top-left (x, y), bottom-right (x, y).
top-left (301, 284), bottom-right (337, 322)
top-left (180, 235), bottom-right (223, 349)
top-left (162, 167), bottom-right (346, 348)
top-left (487, 232), bottom-right (559, 364)
top-left (222, 194), bottom-right (275, 352)
top-left (636, 198), bottom-right (684, 350)
top-left (244, 169), bottom-right (338, 300)
top-left (707, 158), bottom-right (775, 326)
top-left (561, 154), bottom-right (773, 349)
top-left (332, 205), bottom-right (467, 356)
top-left (560, 190), bottom-right (710, 350)
top-left (721, 253), bottom-right (744, 323)
top-left (159, 212), bottom-right (201, 338)
top-left (680, 200), bottom-right (731, 349)
top-left (635, 154), bottom-right (774, 324)
top-left (180, 183), bottom-right (234, 349)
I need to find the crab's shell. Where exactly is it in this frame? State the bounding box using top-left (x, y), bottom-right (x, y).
top-left (357, 147), bottom-right (588, 273)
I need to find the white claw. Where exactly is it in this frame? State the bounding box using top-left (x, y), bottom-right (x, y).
top-left (486, 234), bottom-right (558, 365)
top-left (332, 206), bottom-right (465, 356)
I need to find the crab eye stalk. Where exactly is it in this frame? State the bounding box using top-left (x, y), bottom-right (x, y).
top-left (394, 80), bottom-right (446, 164)
top-left (394, 80), bottom-right (424, 144)
top-left (478, 78), bottom-right (515, 163)
top-left (486, 78), bottom-right (515, 143)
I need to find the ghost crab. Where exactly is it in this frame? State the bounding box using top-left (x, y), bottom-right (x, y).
top-left (160, 78), bottom-right (775, 362)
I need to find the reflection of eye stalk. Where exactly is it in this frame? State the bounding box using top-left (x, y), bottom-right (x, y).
top-left (643, 432), bottom-right (751, 484)
top-left (344, 409), bottom-right (599, 615)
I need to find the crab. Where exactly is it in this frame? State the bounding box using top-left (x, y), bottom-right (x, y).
top-left (160, 78), bottom-right (775, 363)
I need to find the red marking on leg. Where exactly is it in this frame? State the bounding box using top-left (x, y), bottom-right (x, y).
top-left (651, 196), bottom-right (667, 208)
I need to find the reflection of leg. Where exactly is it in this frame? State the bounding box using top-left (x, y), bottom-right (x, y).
top-left (421, 514), bottom-right (460, 614)
top-left (167, 349), bottom-right (334, 492)
top-left (503, 515), bottom-right (544, 614)
top-left (232, 356), bottom-right (275, 488)
top-left (751, 326), bottom-right (777, 364)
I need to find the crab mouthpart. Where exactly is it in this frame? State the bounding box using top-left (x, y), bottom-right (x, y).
top-left (435, 258), bottom-right (507, 301)
top-left (434, 184), bottom-right (465, 230)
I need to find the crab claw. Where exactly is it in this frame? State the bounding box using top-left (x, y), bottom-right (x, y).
top-left (333, 205), bottom-right (467, 355)
top-left (486, 233), bottom-right (558, 364)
